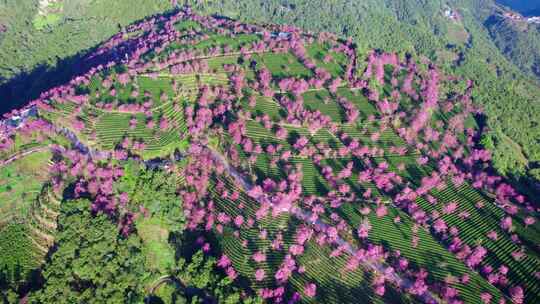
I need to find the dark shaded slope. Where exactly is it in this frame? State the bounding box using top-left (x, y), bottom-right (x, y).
top-left (484, 13), bottom-right (540, 79)
top-left (0, 0), bottom-right (174, 112)
top-left (0, 9), bottom-right (179, 116)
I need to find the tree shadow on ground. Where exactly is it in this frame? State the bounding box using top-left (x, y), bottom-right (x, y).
top-left (0, 9), bottom-right (180, 116)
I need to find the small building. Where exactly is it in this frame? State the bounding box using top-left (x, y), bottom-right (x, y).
top-left (527, 16), bottom-right (540, 24)
top-left (255, 31), bottom-right (292, 39)
top-left (503, 12), bottom-right (523, 21)
top-left (7, 115), bottom-right (22, 128)
top-left (277, 32), bottom-right (291, 39)
top-left (444, 8), bottom-right (460, 21)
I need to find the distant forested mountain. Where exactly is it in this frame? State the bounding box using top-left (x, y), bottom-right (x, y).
top-left (485, 9), bottom-right (540, 79)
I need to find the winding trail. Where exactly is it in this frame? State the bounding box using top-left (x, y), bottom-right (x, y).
top-left (0, 146), bottom-right (50, 167)
top-left (146, 275), bottom-right (216, 303)
top-left (205, 146), bottom-right (440, 304)
top-left (0, 39), bottom-right (440, 301)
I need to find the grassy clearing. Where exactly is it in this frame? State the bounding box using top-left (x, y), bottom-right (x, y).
top-left (0, 152), bottom-right (51, 285)
top-left (33, 13), bottom-right (62, 30)
top-left (241, 95), bottom-right (284, 121)
top-left (303, 90), bottom-right (345, 123)
top-left (255, 52), bottom-right (312, 79)
top-left (33, 1), bottom-right (64, 30)
top-left (137, 217), bottom-right (175, 272)
top-left (173, 19), bottom-right (202, 32)
top-left (194, 33), bottom-right (261, 52)
top-left (306, 43), bottom-right (348, 78)
top-left (206, 56), bottom-right (242, 73)
top-left (0, 151), bottom-right (51, 223)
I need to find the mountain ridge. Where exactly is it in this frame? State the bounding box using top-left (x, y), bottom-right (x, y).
top-left (0, 6), bottom-right (539, 303)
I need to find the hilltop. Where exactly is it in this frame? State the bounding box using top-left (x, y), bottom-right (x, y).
top-left (1, 0), bottom-right (539, 204)
top-left (0, 6), bottom-right (539, 304)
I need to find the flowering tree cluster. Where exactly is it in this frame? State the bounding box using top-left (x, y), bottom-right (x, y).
top-left (1, 5), bottom-right (537, 304)
top-left (48, 145), bottom-right (145, 235)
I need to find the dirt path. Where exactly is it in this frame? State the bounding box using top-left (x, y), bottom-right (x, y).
top-left (204, 146), bottom-right (440, 303)
top-left (146, 275), bottom-right (215, 303)
top-left (0, 146), bottom-right (50, 168)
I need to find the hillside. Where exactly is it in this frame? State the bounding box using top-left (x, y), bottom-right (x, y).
top-left (2, 0), bottom-right (539, 202)
top-left (0, 7), bottom-right (539, 304)
top-left (0, 0), bottom-right (174, 110)
top-left (182, 0), bottom-right (540, 199)
top-left (484, 8), bottom-right (540, 79)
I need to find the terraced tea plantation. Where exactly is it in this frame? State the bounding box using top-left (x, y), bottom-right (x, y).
top-left (0, 7), bottom-right (538, 304)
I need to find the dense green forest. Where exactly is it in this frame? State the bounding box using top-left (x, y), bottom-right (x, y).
top-left (1, 162), bottom-right (262, 303)
top-left (485, 11), bottom-right (540, 79)
top-left (28, 198), bottom-right (260, 303)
